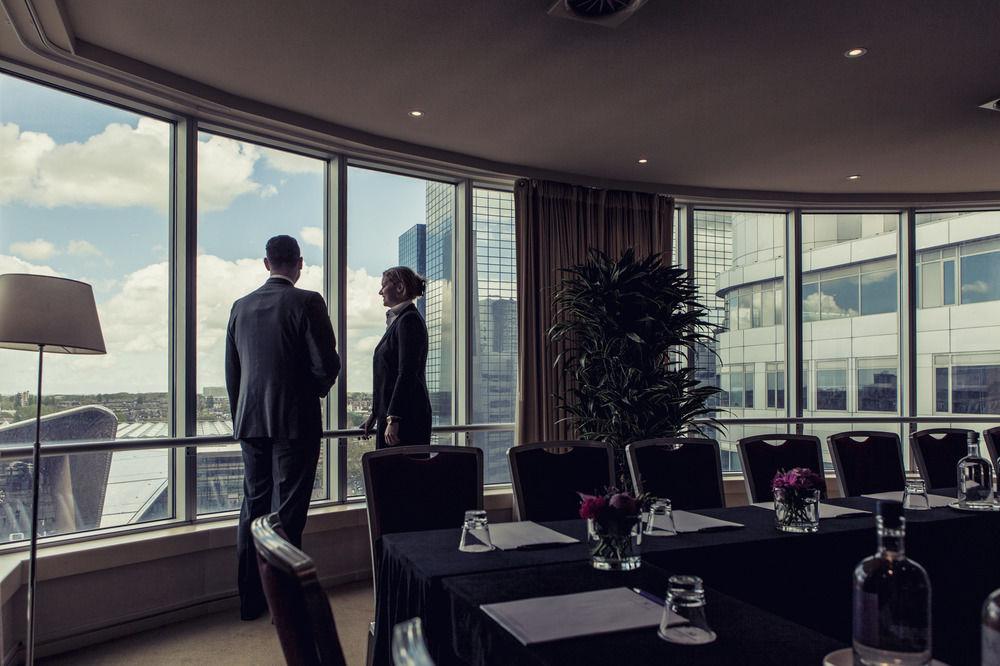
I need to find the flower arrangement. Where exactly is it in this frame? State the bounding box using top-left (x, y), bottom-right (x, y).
top-left (772, 467), bottom-right (823, 533)
top-left (772, 467), bottom-right (823, 493)
top-left (579, 489), bottom-right (650, 570)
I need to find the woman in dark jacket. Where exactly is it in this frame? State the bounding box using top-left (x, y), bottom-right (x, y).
top-left (362, 266), bottom-right (432, 448)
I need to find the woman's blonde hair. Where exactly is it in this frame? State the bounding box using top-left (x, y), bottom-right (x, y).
top-left (383, 266), bottom-right (426, 300)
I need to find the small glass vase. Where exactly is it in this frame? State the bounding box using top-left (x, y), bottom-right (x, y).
top-left (773, 487), bottom-right (820, 533)
top-left (587, 515), bottom-right (642, 571)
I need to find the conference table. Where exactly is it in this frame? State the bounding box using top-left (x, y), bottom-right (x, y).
top-left (372, 493), bottom-right (1000, 665)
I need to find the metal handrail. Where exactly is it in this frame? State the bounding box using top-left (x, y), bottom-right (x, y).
top-left (3, 415), bottom-right (1000, 459)
top-left (0, 422), bottom-right (517, 459)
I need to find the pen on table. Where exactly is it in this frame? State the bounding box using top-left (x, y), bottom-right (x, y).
top-left (631, 587), bottom-right (665, 606)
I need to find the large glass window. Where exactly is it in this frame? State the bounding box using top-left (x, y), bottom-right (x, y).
top-left (0, 73), bottom-right (172, 540)
top-left (802, 213), bottom-right (900, 454)
top-left (917, 211), bottom-right (1000, 432)
top-left (766, 362), bottom-right (785, 409)
top-left (471, 188), bottom-right (516, 485)
top-left (694, 210), bottom-right (785, 470)
top-left (816, 360), bottom-right (848, 411)
top-left (345, 167), bottom-right (455, 496)
top-left (195, 132), bottom-right (327, 514)
top-left (857, 357), bottom-right (898, 412)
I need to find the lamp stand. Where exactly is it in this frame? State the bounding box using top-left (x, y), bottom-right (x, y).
top-left (25, 344), bottom-right (44, 666)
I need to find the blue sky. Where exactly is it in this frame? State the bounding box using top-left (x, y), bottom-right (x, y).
top-left (0, 71), bottom-right (436, 394)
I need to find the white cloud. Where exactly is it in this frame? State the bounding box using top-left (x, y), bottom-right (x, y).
top-left (802, 291), bottom-right (858, 319)
top-left (0, 119), bottom-right (171, 211)
top-left (197, 134), bottom-right (262, 212)
top-left (345, 267), bottom-right (388, 392)
top-left (260, 184), bottom-right (278, 198)
top-left (301, 226), bottom-right (323, 249)
top-left (262, 147), bottom-right (323, 175)
top-left (9, 238), bottom-right (57, 261)
top-left (0, 253), bottom-right (390, 398)
top-left (67, 239), bottom-right (103, 257)
top-left (0, 253), bottom-right (61, 277)
top-left (0, 121), bottom-right (269, 214)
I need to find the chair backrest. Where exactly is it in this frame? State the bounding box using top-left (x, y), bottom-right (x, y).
top-left (363, 445), bottom-right (483, 582)
top-left (909, 428), bottom-right (974, 489)
top-left (737, 434), bottom-right (827, 503)
top-left (392, 617), bottom-right (436, 666)
top-left (827, 430), bottom-right (906, 497)
top-left (625, 438), bottom-right (725, 510)
top-left (984, 426), bottom-right (1000, 468)
top-left (508, 440), bottom-right (614, 521)
top-left (252, 513), bottom-right (347, 666)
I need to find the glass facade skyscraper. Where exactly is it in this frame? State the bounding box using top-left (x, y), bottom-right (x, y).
top-left (424, 182), bottom-right (455, 428)
top-left (398, 223), bottom-right (427, 318)
top-left (471, 189), bottom-right (518, 483)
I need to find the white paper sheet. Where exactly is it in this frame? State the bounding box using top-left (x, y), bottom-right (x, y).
top-left (480, 587), bottom-right (663, 645)
top-left (751, 502), bottom-right (870, 518)
top-left (862, 490), bottom-right (954, 508)
top-left (644, 510), bottom-right (744, 535)
top-left (487, 521), bottom-right (580, 551)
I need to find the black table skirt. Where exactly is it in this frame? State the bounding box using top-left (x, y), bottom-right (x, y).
top-left (444, 561), bottom-right (846, 666)
top-left (374, 495), bottom-right (1000, 666)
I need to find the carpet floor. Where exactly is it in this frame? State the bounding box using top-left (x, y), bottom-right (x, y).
top-left (40, 580), bottom-right (374, 666)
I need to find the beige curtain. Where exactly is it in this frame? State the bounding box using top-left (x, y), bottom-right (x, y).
top-left (515, 179), bottom-right (675, 445)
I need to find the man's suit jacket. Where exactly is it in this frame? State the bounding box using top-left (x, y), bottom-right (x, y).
top-left (225, 277), bottom-right (340, 440)
top-left (372, 302), bottom-right (432, 448)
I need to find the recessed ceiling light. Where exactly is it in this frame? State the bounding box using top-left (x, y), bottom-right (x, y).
top-left (637, 158), bottom-right (648, 164)
top-left (844, 47), bottom-right (867, 58)
top-left (408, 110), bottom-right (424, 118)
top-left (847, 174), bottom-right (862, 181)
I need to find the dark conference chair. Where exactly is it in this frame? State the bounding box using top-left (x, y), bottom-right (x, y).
top-left (737, 434), bottom-right (828, 503)
top-left (625, 437), bottom-right (725, 510)
top-left (362, 445), bottom-right (483, 666)
top-left (252, 513), bottom-right (348, 666)
top-left (363, 445), bottom-right (484, 580)
top-left (984, 426), bottom-right (1000, 468)
top-left (827, 431), bottom-right (906, 497)
top-left (910, 428), bottom-right (974, 489)
top-left (508, 441), bottom-right (614, 521)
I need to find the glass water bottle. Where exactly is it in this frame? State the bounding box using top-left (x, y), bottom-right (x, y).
top-left (984, 588), bottom-right (1000, 666)
top-left (958, 431), bottom-right (995, 509)
top-left (853, 501), bottom-right (932, 665)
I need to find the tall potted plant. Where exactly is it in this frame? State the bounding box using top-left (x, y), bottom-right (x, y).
top-left (549, 248), bottom-right (722, 484)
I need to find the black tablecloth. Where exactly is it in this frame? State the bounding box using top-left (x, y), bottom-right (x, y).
top-left (444, 561), bottom-right (846, 666)
top-left (639, 497), bottom-right (1000, 666)
top-left (374, 495), bottom-right (1000, 666)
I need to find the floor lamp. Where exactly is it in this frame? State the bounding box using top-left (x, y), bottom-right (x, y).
top-left (0, 274), bottom-right (106, 665)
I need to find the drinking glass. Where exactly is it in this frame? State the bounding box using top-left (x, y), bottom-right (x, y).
top-left (644, 498), bottom-right (677, 535)
top-left (902, 479), bottom-right (930, 511)
top-left (458, 510), bottom-right (494, 552)
top-left (658, 575), bottom-right (717, 645)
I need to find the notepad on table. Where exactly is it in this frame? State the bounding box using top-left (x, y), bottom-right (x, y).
top-left (862, 490), bottom-right (954, 508)
top-left (752, 502), bottom-right (869, 518)
top-left (644, 511), bottom-right (744, 535)
top-left (488, 521), bottom-right (579, 551)
top-left (481, 587), bottom-right (662, 645)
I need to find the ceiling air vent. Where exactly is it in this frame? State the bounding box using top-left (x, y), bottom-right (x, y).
top-left (548, 0), bottom-right (648, 28)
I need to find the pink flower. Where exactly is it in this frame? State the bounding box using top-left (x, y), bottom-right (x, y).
top-left (772, 467), bottom-right (822, 493)
top-left (578, 494), bottom-right (608, 520)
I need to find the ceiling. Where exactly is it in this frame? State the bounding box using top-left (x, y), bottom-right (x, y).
top-left (4, 0), bottom-right (1000, 196)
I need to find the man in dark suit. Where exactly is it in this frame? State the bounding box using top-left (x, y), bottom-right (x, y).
top-left (225, 235), bottom-right (340, 620)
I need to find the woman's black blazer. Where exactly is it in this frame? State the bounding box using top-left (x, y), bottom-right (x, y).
top-left (372, 303), bottom-right (432, 448)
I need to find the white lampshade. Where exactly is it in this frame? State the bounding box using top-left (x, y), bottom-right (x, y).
top-left (0, 274), bottom-right (106, 354)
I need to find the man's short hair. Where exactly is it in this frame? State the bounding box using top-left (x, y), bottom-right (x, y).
top-left (265, 235), bottom-right (301, 269)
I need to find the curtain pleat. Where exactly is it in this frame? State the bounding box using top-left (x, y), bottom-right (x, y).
top-left (515, 179), bottom-right (674, 445)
